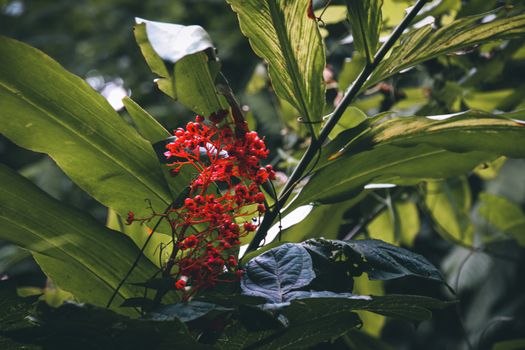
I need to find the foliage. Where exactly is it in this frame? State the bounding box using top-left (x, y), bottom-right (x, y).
top-left (1, 0), bottom-right (525, 348)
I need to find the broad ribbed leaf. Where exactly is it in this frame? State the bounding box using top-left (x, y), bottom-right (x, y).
top-left (0, 165), bottom-right (160, 315)
top-left (367, 10), bottom-right (525, 88)
top-left (303, 239), bottom-right (445, 283)
top-left (227, 0), bottom-right (325, 131)
top-left (292, 111), bottom-right (525, 207)
top-left (0, 36), bottom-right (173, 227)
top-left (241, 243), bottom-right (315, 303)
top-left (345, 0), bottom-right (383, 62)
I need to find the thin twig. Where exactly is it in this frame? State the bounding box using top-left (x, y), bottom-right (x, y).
top-left (106, 203), bottom-right (172, 309)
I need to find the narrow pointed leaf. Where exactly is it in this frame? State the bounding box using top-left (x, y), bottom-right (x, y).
top-left (367, 10), bottom-right (525, 88)
top-left (122, 96), bottom-right (170, 143)
top-left (345, 0), bottom-right (383, 62)
top-left (227, 0), bottom-right (326, 130)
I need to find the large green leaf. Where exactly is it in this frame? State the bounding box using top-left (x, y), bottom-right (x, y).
top-left (292, 111), bottom-right (525, 207)
top-left (345, 0), bottom-right (383, 63)
top-left (0, 165), bottom-right (161, 315)
top-left (367, 10), bottom-right (525, 88)
top-left (227, 0), bottom-right (326, 132)
top-left (424, 177), bottom-right (474, 246)
top-left (134, 19), bottom-right (226, 115)
top-left (0, 36), bottom-right (173, 227)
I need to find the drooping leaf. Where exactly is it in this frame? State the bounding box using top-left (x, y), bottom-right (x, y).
top-left (478, 193), bottom-right (525, 246)
top-left (303, 239), bottom-right (445, 284)
top-left (122, 96), bottom-right (170, 143)
top-left (134, 19), bottom-right (226, 115)
top-left (345, 0), bottom-right (383, 63)
top-left (423, 177), bottom-right (474, 246)
top-left (0, 36), bottom-right (173, 229)
top-left (226, 0), bottom-right (326, 132)
top-left (366, 10), bottom-right (525, 88)
top-left (0, 165), bottom-right (162, 315)
top-left (291, 111), bottom-right (525, 208)
top-left (241, 243), bottom-right (315, 303)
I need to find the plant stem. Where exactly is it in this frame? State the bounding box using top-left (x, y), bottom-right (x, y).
top-left (106, 204), bottom-right (172, 309)
top-left (246, 0), bottom-right (430, 254)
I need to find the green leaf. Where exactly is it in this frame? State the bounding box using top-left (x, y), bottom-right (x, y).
top-left (122, 96), bottom-right (170, 143)
top-left (367, 199), bottom-right (420, 247)
top-left (241, 243), bottom-right (315, 303)
top-left (134, 19), bottom-right (225, 115)
top-left (147, 301), bottom-right (231, 322)
top-left (0, 165), bottom-right (161, 315)
top-left (367, 10), bottom-right (525, 88)
top-left (292, 111), bottom-right (525, 207)
top-left (345, 0), bottom-right (383, 63)
top-left (106, 208), bottom-right (171, 268)
top-left (3, 301), bottom-right (212, 350)
top-left (344, 329), bottom-right (394, 350)
top-left (478, 193), bottom-right (525, 246)
top-left (286, 294), bottom-right (452, 322)
top-left (0, 36), bottom-right (173, 228)
top-left (0, 281), bottom-right (40, 350)
top-left (423, 177), bottom-right (474, 246)
top-left (303, 239), bottom-right (445, 283)
top-left (227, 0), bottom-right (326, 132)
top-left (257, 303), bottom-right (361, 350)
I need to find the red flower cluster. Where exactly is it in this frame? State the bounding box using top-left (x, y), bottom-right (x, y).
top-left (129, 110), bottom-right (275, 300)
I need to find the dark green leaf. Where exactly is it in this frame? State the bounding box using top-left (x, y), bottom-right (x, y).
top-left (286, 294), bottom-right (452, 322)
top-left (303, 239), bottom-right (445, 283)
top-left (2, 301), bottom-right (212, 350)
top-left (241, 243), bottom-right (315, 303)
top-left (147, 301), bottom-right (231, 322)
